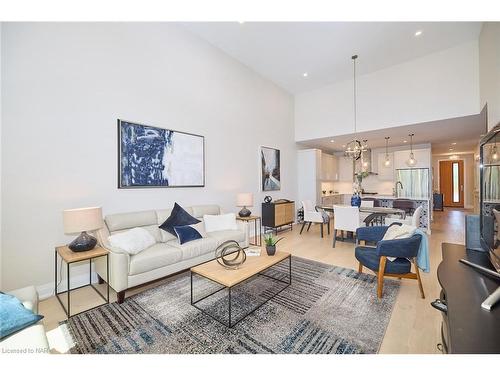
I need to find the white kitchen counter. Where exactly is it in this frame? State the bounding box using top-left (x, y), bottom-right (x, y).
top-left (365, 195), bottom-right (430, 201)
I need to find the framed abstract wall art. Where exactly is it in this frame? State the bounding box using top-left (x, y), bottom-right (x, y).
top-left (261, 146), bottom-right (281, 191)
top-left (118, 120), bottom-right (205, 188)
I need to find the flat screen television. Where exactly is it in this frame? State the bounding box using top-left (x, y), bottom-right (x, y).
top-left (480, 122), bottom-right (500, 273)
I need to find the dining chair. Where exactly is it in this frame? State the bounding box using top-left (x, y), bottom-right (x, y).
top-left (355, 225), bottom-right (425, 299)
top-left (361, 200), bottom-right (374, 208)
top-left (385, 205), bottom-right (423, 228)
top-left (300, 200), bottom-right (330, 238)
top-left (361, 197), bottom-right (380, 207)
top-left (393, 199), bottom-right (415, 215)
top-left (332, 205), bottom-right (363, 247)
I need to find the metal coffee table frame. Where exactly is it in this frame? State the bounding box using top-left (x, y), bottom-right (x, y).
top-left (190, 255), bottom-right (292, 328)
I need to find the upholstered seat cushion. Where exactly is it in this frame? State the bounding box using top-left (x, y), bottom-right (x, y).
top-left (355, 246), bottom-right (411, 274)
top-left (129, 243), bottom-right (183, 276)
top-left (167, 237), bottom-right (218, 260)
top-left (206, 230), bottom-right (246, 246)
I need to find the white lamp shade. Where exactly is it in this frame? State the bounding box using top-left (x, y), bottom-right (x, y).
top-left (236, 193), bottom-right (253, 207)
top-left (63, 207), bottom-right (103, 234)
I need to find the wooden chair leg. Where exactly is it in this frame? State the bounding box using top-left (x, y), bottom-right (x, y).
top-left (377, 256), bottom-right (387, 298)
top-left (307, 222), bottom-right (312, 232)
top-left (320, 223), bottom-right (324, 238)
top-left (300, 221), bottom-right (307, 234)
top-left (414, 258), bottom-right (425, 299)
top-left (327, 221), bottom-right (330, 235)
top-left (358, 262), bottom-right (363, 273)
top-left (332, 229), bottom-right (337, 248)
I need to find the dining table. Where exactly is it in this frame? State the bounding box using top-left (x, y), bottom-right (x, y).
top-left (319, 205), bottom-right (406, 217)
top-left (318, 205), bottom-right (406, 226)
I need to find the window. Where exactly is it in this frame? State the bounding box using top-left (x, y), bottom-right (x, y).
top-left (452, 162), bottom-right (459, 203)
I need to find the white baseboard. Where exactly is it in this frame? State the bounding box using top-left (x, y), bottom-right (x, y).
top-left (37, 268), bottom-right (99, 301)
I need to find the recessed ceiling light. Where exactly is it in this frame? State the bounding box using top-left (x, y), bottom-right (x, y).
top-left (303, 72), bottom-right (308, 78)
top-left (451, 142), bottom-right (457, 145)
top-left (330, 139), bottom-right (335, 143)
top-left (415, 30), bottom-right (423, 37)
top-left (403, 140), bottom-right (408, 143)
top-left (449, 148), bottom-right (453, 151)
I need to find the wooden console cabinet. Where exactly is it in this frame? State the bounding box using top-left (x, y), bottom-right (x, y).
top-left (262, 201), bottom-right (295, 234)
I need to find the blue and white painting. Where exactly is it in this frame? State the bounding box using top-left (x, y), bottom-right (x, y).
top-left (118, 120), bottom-right (204, 188)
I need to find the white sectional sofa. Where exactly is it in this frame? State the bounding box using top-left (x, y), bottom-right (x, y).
top-left (0, 286), bottom-right (50, 353)
top-left (94, 205), bottom-right (248, 303)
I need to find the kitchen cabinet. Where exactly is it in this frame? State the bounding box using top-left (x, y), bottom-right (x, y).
top-left (338, 157), bottom-right (354, 182)
top-left (320, 153), bottom-right (338, 181)
top-left (393, 149), bottom-right (431, 169)
top-left (377, 152), bottom-right (394, 180)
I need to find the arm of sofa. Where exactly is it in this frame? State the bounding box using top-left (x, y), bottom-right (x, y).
top-left (0, 286), bottom-right (49, 353)
top-left (93, 226), bottom-right (130, 293)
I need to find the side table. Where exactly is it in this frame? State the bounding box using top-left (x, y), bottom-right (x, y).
top-left (236, 215), bottom-right (262, 246)
top-left (55, 245), bottom-right (109, 317)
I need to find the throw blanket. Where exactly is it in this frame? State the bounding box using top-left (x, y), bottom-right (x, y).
top-left (385, 226), bottom-right (430, 273)
top-left (415, 228), bottom-right (430, 273)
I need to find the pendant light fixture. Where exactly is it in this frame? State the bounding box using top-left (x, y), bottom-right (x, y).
top-left (344, 55), bottom-right (368, 160)
top-left (406, 133), bottom-right (417, 167)
top-left (384, 137), bottom-right (391, 167)
top-left (492, 134), bottom-right (498, 161)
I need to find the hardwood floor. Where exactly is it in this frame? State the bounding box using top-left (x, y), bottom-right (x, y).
top-left (39, 208), bottom-right (470, 354)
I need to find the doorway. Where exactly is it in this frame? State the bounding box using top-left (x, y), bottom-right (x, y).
top-left (439, 160), bottom-right (464, 207)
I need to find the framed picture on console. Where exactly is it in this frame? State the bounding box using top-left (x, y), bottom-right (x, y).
top-left (261, 146), bottom-right (281, 191)
top-left (118, 119), bottom-right (205, 188)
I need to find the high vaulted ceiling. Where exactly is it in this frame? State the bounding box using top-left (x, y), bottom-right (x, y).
top-left (182, 22), bottom-right (483, 93)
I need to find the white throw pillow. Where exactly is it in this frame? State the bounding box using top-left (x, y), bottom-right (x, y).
top-left (203, 213), bottom-right (238, 233)
top-left (108, 227), bottom-right (156, 255)
top-left (382, 224), bottom-right (417, 241)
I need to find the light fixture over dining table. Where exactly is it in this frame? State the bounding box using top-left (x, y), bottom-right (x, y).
top-left (344, 54), bottom-right (368, 160)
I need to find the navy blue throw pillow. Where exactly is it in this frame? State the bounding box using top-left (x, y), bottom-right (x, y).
top-left (173, 225), bottom-right (203, 245)
top-left (0, 293), bottom-right (44, 339)
top-left (159, 203), bottom-right (201, 236)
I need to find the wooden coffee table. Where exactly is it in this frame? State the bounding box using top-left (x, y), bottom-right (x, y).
top-left (190, 251), bottom-right (291, 328)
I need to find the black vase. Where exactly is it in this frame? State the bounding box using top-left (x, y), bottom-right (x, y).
top-left (69, 231), bottom-right (97, 252)
top-left (266, 245), bottom-right (276, 256)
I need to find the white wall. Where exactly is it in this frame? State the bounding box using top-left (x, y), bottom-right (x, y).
top-left (295, 41), bottom-right (480, 141)
top-left (479, 22), bottom-right (500, 131)
top-left (1, 23), bottom-right (296, 292)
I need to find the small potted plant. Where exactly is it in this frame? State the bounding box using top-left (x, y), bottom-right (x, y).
top-left (263, 234), bottom-right (283, 256)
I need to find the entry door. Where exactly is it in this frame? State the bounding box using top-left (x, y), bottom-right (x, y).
top-left (439, 160), bottom-right (464, 207)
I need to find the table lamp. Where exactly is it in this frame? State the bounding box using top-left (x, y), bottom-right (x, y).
top-left (236, 193), bottom-right (253, 217)
top-left (63, 207), bottom-right (103, 252)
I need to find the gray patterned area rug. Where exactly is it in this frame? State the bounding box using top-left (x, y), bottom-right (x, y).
top-left (63, 257), bottom-right (399, 354)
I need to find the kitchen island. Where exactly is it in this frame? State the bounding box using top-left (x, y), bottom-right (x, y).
top-left (321, 193), bottom-right (431, 233)
top-left (369, 195), bottom-right (431, 233)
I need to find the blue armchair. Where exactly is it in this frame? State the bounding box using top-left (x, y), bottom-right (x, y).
top-left (355, 226), bottom-right (425, 299)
